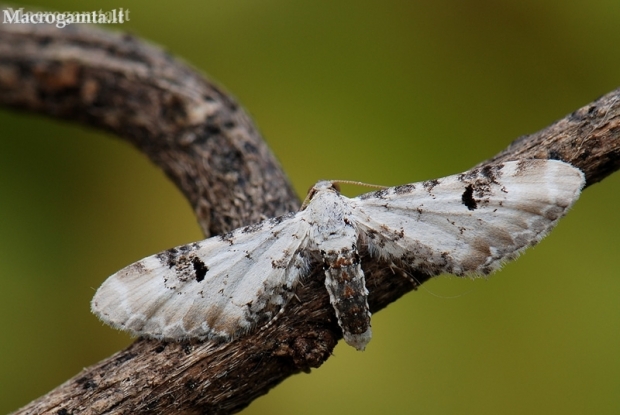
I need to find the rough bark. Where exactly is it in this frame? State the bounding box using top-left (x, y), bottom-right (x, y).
top-left (0, 22), bottom-right (618, 415)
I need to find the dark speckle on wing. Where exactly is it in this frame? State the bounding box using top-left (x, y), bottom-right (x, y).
top-left (393, 184), bottom-right (416, 194)
top-left (219, 231), bottom-right (235, 245)
top-left (454, 163), bottom-right (511, 209)
top-left (461, 184), bottom-right (477, 211)
top-left (359, 188), bottom-right (389, 200)
top-left (423, 179), bottom-right (440, 192)
top-left (459, 163), bottom-right (504, 183)
top-left (242, 222), bottom-right (264, 234)
top-left (480, 164), bottom-right (502, 181)
top-left (192, 257), bottom-right (209, 282)
top-left (157, 247), bottom-right (183, 268)
top-left (266, 212), bottom-right (296, 227)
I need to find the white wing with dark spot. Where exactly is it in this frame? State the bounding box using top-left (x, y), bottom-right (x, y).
top-left (92, 159), bottom-right (585, 350)
top-left (91, 212), bottom-right (312, 341)
top-left (349, 160), bottom-right (585, 276)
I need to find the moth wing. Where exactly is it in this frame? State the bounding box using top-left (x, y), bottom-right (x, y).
top-left (349, 160), bottom-right (584, 276)
top-left (91, 212), bottom-right (312, 340)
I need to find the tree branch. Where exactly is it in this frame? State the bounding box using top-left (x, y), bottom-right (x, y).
top-left (1, 22), bottom-right (618, 415)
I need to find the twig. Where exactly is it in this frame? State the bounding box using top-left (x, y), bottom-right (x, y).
top-left (1, 22), bottom-right (618, 415)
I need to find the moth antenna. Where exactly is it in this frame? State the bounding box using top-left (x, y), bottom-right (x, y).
top-left (301, 180), bottom-right (387, 209)
top-left (330, 180), bottom-right (388, 190)
top-left (300, 190), bottom-right (314, 210)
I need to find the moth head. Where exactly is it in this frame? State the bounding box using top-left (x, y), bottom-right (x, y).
top-left (301, 181), bottom-right (341, 210)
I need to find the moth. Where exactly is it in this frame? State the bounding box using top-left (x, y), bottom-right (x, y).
top-left (92, 159), bottom-right (585, 350)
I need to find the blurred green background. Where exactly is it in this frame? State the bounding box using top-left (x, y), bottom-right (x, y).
top-left (1, 0), bottom-right (619, 413)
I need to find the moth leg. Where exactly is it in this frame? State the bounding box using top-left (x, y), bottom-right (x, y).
top-left (322, 246), bottom-right (372, 351)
